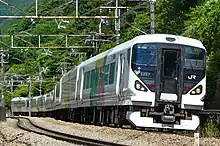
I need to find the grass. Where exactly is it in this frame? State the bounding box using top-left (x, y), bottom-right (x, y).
top-left (201, 119), bottom-right (220, 137)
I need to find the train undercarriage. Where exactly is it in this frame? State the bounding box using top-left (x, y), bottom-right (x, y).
top-left (13, 105), bottom-right (200, 131)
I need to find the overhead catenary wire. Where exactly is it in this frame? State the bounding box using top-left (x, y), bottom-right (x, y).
top-left (0, 0), bottom-right (148, 107)
top-left (0, 0), bottom-right (114, 18)
top-left (80, 0), bottom-right (114, 16)
top-left (0, 0), bottom-right (29, 15)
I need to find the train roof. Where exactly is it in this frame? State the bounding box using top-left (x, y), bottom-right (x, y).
top-left (61, 66), bottom-right (78, 81)
top-left (80, 34), bottom-right (206, 67)
top-left (128, 34), bottom-right (205, 49)
top-left (11, 97), bottom-right (29, 102)
top-left (33, 96), bottom-right (40, 99)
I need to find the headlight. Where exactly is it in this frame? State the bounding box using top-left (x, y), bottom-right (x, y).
top-left (135, 80), bottom-right (148, 92)
top-left (196, 88), bottom-right (201, 94)
top-left (136, 83), bottom-right (141, 89)
top-left (190, 85), bottom-right (202, 95)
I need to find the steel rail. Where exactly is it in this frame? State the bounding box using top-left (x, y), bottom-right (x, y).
top-left (199, 109), bottom-right (220, 115)
top-left (8, 116), bottom-right (127, 146)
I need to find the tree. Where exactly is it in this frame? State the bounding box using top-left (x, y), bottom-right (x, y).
top-left (156, 0), bottom-right (199, 34)
top-left (183, 0), bottom-right (220, 108)
top-left (183, 0), bottom-right (220, 55)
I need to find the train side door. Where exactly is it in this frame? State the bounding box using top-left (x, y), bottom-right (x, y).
top-left (120, 54), bottom-right (125, 96)
top-left (116, 53), bottom-right (125, 97)
top-left (75, 69), bottom-right (80, 102)
top-left (79, 68), bottom-right (84, 101)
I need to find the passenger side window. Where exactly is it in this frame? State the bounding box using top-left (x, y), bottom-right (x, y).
top-left (86, 71), bottom-right (90, 89)
top-left (109, 62), bottom-right (115, 84)
top-left (127, 49), bottom-right (131, 64)
top-left (84, 62), bottom-right (116, 88)
top-left (90, 69), bottom-right (95, 88)
top-left (104, 65), bottom-right (110, 85)
top-left (94, 69), bottom-right (98, 87)
top-left (83, 72), bottom-right (87, 89)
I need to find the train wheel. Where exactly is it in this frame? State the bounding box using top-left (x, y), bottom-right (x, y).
top-left (109, 107), bottom-right (114, 127)
top-left (97, 107), bottom-right (102, 126)
top-left (106, 109), bottom-right (110, 126)
top-left (92, 107), bottom-right (96, 125)
top-left (113, 106), bottom-right (119, 128)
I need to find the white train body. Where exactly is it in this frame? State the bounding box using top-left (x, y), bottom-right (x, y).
top-left (31, 96), bottom-right (38, 113)
top-left (11, 34), bottom-right (206, 130)
top-left (11, 97), bottom-right (29, 115)
top-left (45, 91), bottom-right (54, 110)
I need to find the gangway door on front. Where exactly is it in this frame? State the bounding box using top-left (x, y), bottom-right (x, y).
top-left (156, 47), bottom-right (182, 106)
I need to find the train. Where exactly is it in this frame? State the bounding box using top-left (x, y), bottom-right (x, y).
top-left (11, 34), bottom-right (207, 130)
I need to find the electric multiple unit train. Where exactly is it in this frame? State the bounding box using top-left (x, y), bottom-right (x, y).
top-left (11, 34), bottom-right (206, 130)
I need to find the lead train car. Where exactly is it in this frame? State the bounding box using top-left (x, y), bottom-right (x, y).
top-left (11, 97), bottom-right (29, 116)
top-left (12, 34), bottom-right (206, 130)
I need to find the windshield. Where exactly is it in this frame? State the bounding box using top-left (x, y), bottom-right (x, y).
top-left (131, 43), bottom-right (157, 92)
top-left (132, 43), bottom-right (157, 66)
top-left (184, 46), bottom-right (205, 68)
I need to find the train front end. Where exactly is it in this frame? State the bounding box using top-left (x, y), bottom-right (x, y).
top-left (126, 34), bottom-right (206, 130)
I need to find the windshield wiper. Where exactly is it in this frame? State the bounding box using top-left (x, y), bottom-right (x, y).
top-left (132, 44), bottom-right (157, 66)
top-left (131, 55), bottom-right (156, 67)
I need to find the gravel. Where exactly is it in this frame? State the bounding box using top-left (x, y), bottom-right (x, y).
top-left (1, 117), bottom-right (220, 146)
top-left (30, 117), bottom-right (220, 146)
top-left (0, 118), bottom-right (78, 146)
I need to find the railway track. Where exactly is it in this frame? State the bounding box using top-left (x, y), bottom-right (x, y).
top-left (8, 116), bottom-right (128, 146)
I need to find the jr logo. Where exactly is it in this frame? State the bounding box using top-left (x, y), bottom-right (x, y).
top-left (188, 75), bottom-right (196, 80)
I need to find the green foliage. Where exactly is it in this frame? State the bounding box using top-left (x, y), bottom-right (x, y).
top-left (35, 21), bottom-right (59, 34)
top-left (13, 85), bottom-right (29, 97)
top-left (2, 0), bottom-right (220, 137)
top-left (0, 0), bottom-right (37, 32)
top-left (183, 0), bottom-right (220, 54)
top-left (201, 117), bottom-right (220, 137)
top-left (121, 0), bottom-right (200, 42)
top-left (7, 19), bottom-right (34, 34)
top-left (205, 52), bottom-right (220, 108)
top-left (99, 42), bottom-right (117, 52)
top-left (156, 0), bottom-right (199, 34)
top-left (4, 90), bottom-right (13, 110)
top-left (183, 0), bottom-right (220, 109)
top-left (122, 13), bottom-right (150, 42)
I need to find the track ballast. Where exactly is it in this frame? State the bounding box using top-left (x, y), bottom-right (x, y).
top-left (8, 116), bottom-right (128, 146)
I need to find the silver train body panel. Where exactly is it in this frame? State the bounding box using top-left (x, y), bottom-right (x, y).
top-left (11, 34), bottom-right (206, 130)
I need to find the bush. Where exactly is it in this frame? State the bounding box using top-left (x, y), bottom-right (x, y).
top-left (201, 117), bottom-right (220, 137)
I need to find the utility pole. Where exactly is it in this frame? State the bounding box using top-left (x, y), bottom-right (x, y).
top-left (76, 0), bottom-right (78, 17)
top-left (28, 75), bottom-right (32, 117)
top-left (10, 76), bottom-right (13, 99)
top-left (1, 50), bottom-right (3, 107)
top-left (0, 48), bottom-right (7, 107)
top-left (0, 48), bottom-right (7, 121)
top-left (36, 0), bottom-right (38, 16)
top-left (149, 0), bottom-right (156, 34)
top-left (115, 0), bottom-right (120, 44)
top-left (86, 32), bottom-right (111, 56)
top-left (39, 67), bottom-right (42, 97)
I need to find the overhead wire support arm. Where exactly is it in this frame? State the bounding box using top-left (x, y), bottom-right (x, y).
top-left (115, 0), bottom-right (120, 44)
top-left (0, 16), bottom-right (118, 19)
top-left (0, 0), bottom-right (117, 19)
top-left (76, 0), bottom-right (78, 17)
top-left (36, 0), bottom-right (38, 16)
top-left (28, 75), bottom-right (32, 117)
top-left (149, 0), bottom-right (156, 34)
top-left (0, 34), bottom-right (95, 49)
top-left (100, 6), bottom-right (129, 9)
